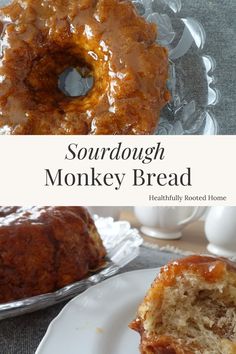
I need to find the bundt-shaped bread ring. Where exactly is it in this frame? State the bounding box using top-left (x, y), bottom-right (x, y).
top-left (0, 206), bottom-right (106, 302)
top-left (0, 0), bottom-right (169, 134)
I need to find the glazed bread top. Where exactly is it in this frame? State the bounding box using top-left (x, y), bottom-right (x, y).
top-left (0, 0), bottom-right (169, 135)
top-left (130, 256), bottom-right (236, 354)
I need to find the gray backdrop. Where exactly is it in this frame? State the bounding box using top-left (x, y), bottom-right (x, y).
top-left (180, 0), bottom-right (236, 134)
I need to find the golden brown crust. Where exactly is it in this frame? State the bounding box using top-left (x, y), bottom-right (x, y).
top-left (130, 256), bottom-right (236, 354)
top-left (0, 0), bottom-right (169, 135)
top-left (0, 206), bottom-right (106, 302)
top-left (158, 255), bottom-right (236, 286)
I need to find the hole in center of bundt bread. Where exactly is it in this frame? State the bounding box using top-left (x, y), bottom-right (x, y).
top-left (58, 66), bottom-right (94, 97)
top-left (25, 49), bottom-right (94, 107)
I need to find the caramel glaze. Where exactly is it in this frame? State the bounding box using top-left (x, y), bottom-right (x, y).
top-left (158, 255), bottom-right (235, 286)
top-left (0, 0), bottom-right (169, 135)
top-left (0, 206), bottom-right (106, 302)
top-left (130, 256), bottom-right (236, 354)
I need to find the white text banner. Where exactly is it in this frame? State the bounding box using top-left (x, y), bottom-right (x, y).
top-left (0, 136), bottom-right (234, 206)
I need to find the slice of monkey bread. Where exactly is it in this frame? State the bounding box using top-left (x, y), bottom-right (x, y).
top-left (130, 255), bottom-right (236, 354)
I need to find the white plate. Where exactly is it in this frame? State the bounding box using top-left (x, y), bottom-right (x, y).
top-left (36, 268), bottom-right (159, 354)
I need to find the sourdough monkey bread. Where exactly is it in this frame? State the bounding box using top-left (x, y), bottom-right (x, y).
top-left (0, 0), bottom-right (169, 135)
top-left (0, 206), bottom-right (106, 302)
top-left (130, 256), bottom-right (236, 354)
